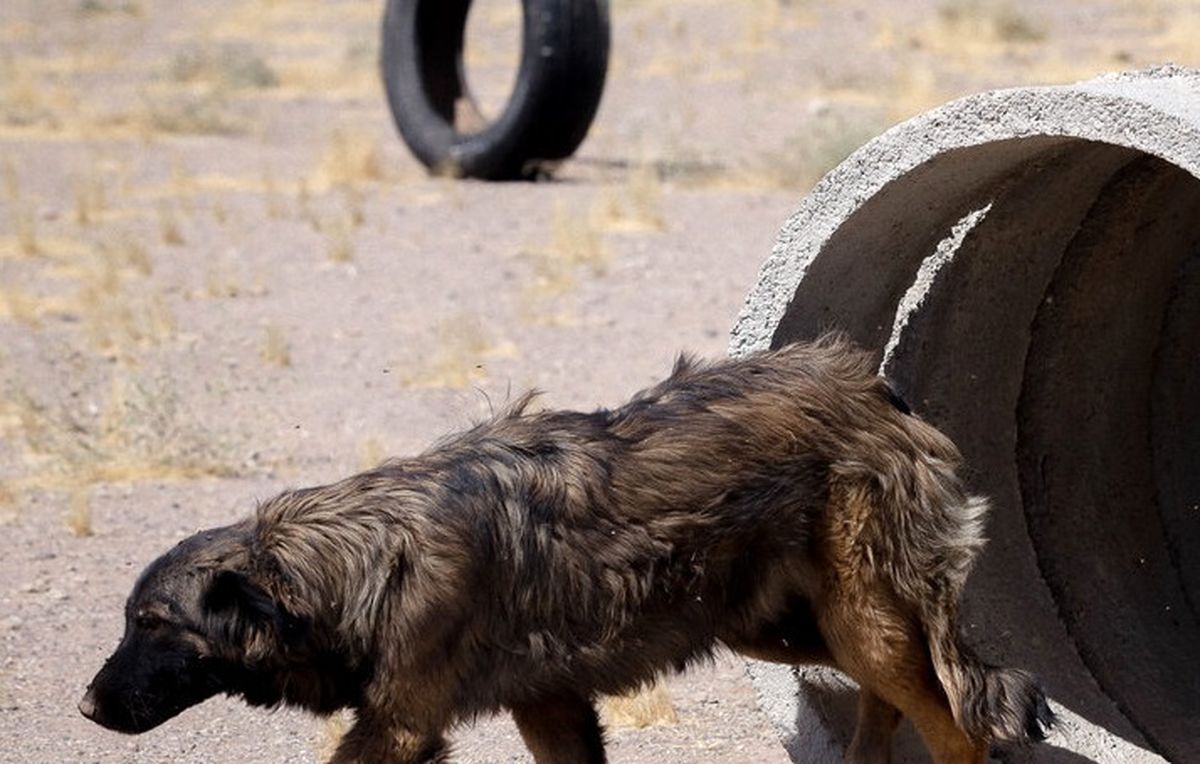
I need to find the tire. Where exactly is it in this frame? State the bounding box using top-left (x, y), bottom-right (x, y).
top-left (380, 0), bottom-right (610, 181)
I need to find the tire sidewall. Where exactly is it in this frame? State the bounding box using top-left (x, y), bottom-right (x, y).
top-left (381, 0), bottom-right (609, 180)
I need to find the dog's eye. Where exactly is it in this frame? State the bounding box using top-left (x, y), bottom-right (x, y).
top-left (134, 612), bottom-right (166, 630)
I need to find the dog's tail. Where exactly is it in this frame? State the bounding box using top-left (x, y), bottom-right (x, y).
top-left (922, 584), bottom-right (1055, 744)
top-left (868, 412), bottom-right (1054, 744)
top-left (906, 487), bottom-right (1054, 744)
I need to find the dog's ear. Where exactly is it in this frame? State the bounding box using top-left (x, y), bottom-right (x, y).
top-left (204, 570), bottom-right (277, 624)
top-left (204, 570), bottom-right (306, 650)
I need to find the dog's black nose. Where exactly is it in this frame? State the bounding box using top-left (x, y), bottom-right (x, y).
top-left (78, 689), bottom-right (98, 720)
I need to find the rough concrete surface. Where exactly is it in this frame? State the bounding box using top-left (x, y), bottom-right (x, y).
top-left (732, 66), bottom-right (1200, 763)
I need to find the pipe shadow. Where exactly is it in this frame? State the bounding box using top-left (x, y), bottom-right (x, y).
top-left (789, 675), bottom-right (1137, 763)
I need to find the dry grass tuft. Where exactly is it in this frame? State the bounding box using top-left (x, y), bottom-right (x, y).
top-left (592, 163), bottom-right (665, 233)
top-left (204, 263), bottom-right (241, 298)
top-left (0, 287), bottom-right (42, 327)
top-left (139, 88), bottom-right (247, 136)
top-left (297, 179), bottom-right (319, 228)
top-left (397, 317), bottom-right (516, 389)
top-left (358, 437), bottom-right (386, 470)
top-left (4, 160), bottom-right (41, 256)
top-left (167, 42), bottom-right (278, 90)
top-left (2, 158), bottom-right (18, 198)
top-left (260, 324), bottom-right (292, 367)
top-left (524, 200), bottom-right (609, 299)
top-left (65, 488), bottom-right (93, 537)
top-left (98, 231), bottom-right (152, 276)
top-left (77, 0), bottom-right (144, 16)
top-left (71, 161), bottom-right (109, 226)
top-left (170, 156), bottom-right (196, 213)
top-left (754, 107), bottom-right (887, 190)
top-left (14, 205), bottom-right (40, 256)
top-left (314, 127), bottom-right (387, 190)
top-left (157, 201), bottom-right (185, 245)
top-left (0, 56), bottom-right (64, 129)
top-left (316, 710), bottom-right (355, 764)
top-left (601, 683), bottom-right (679, 729)
top-left (938, 0), bottom-right (1045, 43)
top-left (76, 234), bottom-right (174, 353)
top-left (212, 196), bottom-right (229, 225)
top-left (263, 170), bottom-right (289, 219)
top-left (342, 185), bottom-right (366, 228)
top-left (0, 480), bottom-right (16, 524)
top-left (2, 371), bottom-right (238, 512)
top-left (324, 214), bottom-right (355, 263)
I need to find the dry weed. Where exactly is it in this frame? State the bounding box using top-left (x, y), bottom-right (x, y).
top-left (139, 88), bottom-right (246, 135)
top-left (314, 127), bottom-right (387, 190)
top-left (72, 163), bottom-right (108, 226)
top-left (204, 263), bottom-right (241, 298)
top-left (3, 370), bottom-right (238, 500)
top-left (65, 488), bottom-right (93, 537)
top-left (167, 41), bottom-right (278, 90)
top-left (0, 55), bottom-right (65, 129)
top-left (592, 163), bottom-right (665, 233)
top-left (170, 156), bottom-right (197, 214)
top-left (358, 437), bottom-right (386, 470)
top-left (76, 236), bottom-right (174, 353)
top-left (601, 683), bottom-right (679, 729)
top-left (742, 0), bottom-right (784, 50)
top-left (754, 107), bottom-right (887, 190)
top-left (938, 0), bottom-right (1045, 43)
top-left (397, 317), bottom-right (516, 389)
top-left (297, 179), bottom-right (319, 228)
top-left (157, 201), bottom-right (185, 245)
top-left (2, 158), bottom-right (18, 198)
top-left (212, 197), bottom-right (229, 225)
top-left (316, 710), bottom-right (355, 764)
top-left (0, 480), bottom-right (16, 524)
top-left (76, 0), bottom-right (144, 16)
top-left (4, 162), bottom-right (40, 256)
top-left (99, 231), bottom-right (152, 276)
top-left (0, 287), bottom-right (42, 327)
top-left (260, 324), bottom-right (292, 367)
top-left (524, 200), bottom-right (609, 299)
top-left (263, 170), bottom-right (288, 219)
top-left (324, 214), bottom-right (355, 263)
top-left (14, 205), bottom-right (40, 256)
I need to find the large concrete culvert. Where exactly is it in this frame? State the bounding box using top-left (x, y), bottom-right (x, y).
top-left (731, 66), bottom-right (1200, 763)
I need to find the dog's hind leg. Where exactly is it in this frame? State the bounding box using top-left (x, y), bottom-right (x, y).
top-left (819, 591), bottom-right (987, 764)
top-left (845, 689), bottom-right (901, 764)
top-left (725, 604), bottom-right (902, 763)
top-left (510, 693), bottom-right (606, 764)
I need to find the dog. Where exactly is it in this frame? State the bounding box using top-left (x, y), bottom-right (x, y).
top-left (80, 336), bottom-right (1052, 763)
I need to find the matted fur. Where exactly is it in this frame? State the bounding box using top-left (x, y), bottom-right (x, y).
top-left (81, 336), bottom-right (1051, 763)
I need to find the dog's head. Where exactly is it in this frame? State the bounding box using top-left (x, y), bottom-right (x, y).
top-left (79, 522), bottom-right (297, 733)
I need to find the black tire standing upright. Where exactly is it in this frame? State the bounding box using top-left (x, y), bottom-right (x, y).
top-left (381, 0), bottom-right (609, 181)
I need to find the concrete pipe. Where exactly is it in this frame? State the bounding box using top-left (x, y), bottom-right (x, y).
top-left (730, 66), bottom-right (1200, 763)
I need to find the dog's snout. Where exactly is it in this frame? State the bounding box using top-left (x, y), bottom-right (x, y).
top-left (78, 689), bottom-right (98, 720)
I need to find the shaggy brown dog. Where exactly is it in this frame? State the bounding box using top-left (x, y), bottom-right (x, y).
top-left (80, 337), bottom-right (1051, 763)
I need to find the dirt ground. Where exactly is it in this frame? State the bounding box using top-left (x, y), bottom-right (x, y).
top-left (1, 1), bottom-right (1196, 761)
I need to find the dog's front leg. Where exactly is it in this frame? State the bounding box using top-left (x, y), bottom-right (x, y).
top-left (329, 710), bottom-right (449, 764)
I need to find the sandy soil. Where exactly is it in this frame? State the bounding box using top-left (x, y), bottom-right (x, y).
top-left (1, 0), bottom-right (1195, 761)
